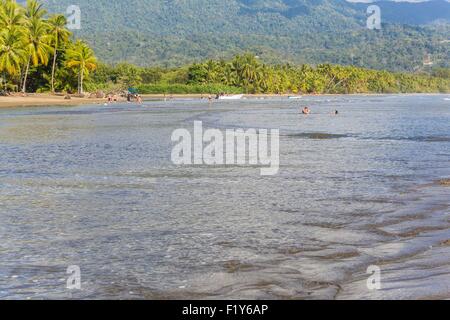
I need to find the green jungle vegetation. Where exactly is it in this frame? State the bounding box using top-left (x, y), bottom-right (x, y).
top-left (40, 0), bottom-right (450, 71)
top-left (1, 1), bottom-right (449, 95)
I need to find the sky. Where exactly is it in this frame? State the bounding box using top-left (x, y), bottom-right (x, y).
top-left (346, 0), bottom-right (450, 3)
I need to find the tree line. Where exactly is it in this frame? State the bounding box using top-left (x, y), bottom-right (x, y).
top-left (0, 0), bottom-right (96, 94)
top-left (1, 1), bottom-right (449, 96)
top-left (93, 54), bottom-right (450, 95)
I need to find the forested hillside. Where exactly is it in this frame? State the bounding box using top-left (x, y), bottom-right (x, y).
top-left (36, 0), bottom-right (450, 71)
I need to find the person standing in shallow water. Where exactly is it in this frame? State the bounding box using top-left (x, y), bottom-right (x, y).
top-left (301, 106), bottom-right (311, 115)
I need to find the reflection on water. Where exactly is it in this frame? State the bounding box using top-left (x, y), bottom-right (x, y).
top-left (0, 95), bottom-right (449, 300)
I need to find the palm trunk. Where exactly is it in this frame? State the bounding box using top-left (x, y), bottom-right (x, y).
top-left (19, 65), bottom-right (25, 90)
top-left (2, 73), bottom-right (7, 91)
top-left (22, 56), bottom-right (31, 94)
top-left (77, 71), bottom-right (80, 94)
top-left (79, 68), bottom-right (84, 95)
top-left (51, 45), bottom-right (58, 93)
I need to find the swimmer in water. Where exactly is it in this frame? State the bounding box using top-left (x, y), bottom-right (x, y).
top-left (301, 106), bottom-right (311, 115)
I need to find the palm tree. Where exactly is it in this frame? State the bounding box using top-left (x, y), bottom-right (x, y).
top-left (1, 0), bottom-right (26, 91)
top-left (239, 54), bottom-right (260, 93)
top-left (204, 60), bottom-right (218, 85)
top-left (22, 16), bottom-right (52, 93)
top-left (0, 0), bottom-right (25, 31)
top-left (65, 40), bottom-right (97, 94)
top-left (230, 56), bottom-right (244, 85)
top-left (0, 27), bottom-right (27, 90)
top-left (221, 63), bottom-right (236, 86)
top-left (24, 0), bottom-right (46, 20)
top-left (48, 14), bottom-right (70, 92)
top-left (257, 64), bottom-right (271, 93)
top-left (21, 0), bottom-right (50, 93)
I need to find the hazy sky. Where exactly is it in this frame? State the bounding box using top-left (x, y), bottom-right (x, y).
top-left (346, 1), bottom-right (431, 2)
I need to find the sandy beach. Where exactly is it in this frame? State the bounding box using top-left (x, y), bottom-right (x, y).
top-left (1, 92), bottom-right (447, 108)
top-left (0, 93), bottom-right (107, 108)
top-left (0, 93), bottom-right (296, 108)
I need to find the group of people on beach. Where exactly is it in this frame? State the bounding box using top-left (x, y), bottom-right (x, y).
top-left (105, 93), bottom-right (143, 104)
top-left (127, 93), bottom-right (142, 104)
top-left (107, 94), bottom-right (119, 103)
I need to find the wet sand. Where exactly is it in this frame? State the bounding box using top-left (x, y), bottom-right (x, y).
top-left (0, 94), bottom-right (107, 108)
top-left (2, 93), bottom-right (447, 108)
top-left (0, 93), bottom-right (298, 108)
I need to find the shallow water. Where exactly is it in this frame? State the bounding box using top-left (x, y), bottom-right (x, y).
top-left (0, 94), bottom-right (449, 300)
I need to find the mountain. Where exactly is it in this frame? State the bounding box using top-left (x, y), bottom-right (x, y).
top-left (40, 0), bottom-right (450, 71)
top-left (350, 0), bottom-right (450, 25)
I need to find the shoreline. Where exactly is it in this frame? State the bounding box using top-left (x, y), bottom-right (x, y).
top-left (1, 92), bottom-right (448, 108)
top-left (0, 93), bottom-right (107, 108)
